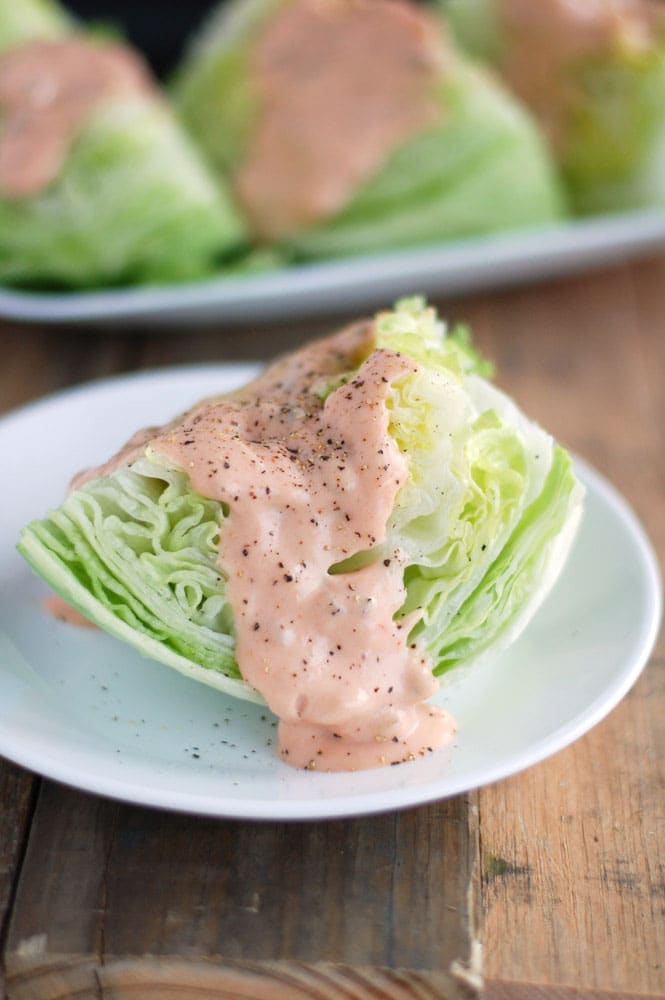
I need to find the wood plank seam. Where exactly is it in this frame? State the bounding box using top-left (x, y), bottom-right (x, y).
top-left (96, 807), bottom-right (121, 980)
top-left (0, 773), bottom-right (40, 1000)
top-left (4, 957), bottom-right (481, 999)
top-left (450, 800), bottom-right (483, 997)
top-left (484, 980), bottom-right (665, 1000)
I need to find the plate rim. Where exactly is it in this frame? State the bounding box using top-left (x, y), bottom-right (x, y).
top-left (0, 367), bottom-right (661, 820)
top-left (2, 207), bottom-right (665, 326)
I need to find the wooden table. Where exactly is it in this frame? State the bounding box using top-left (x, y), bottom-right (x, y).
top-left (1, 253), bottom-right (663, 1000)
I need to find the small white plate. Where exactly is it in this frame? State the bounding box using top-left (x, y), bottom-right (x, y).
top-left (0, 366), bottom-right (660, 819)
top-left (1, 209), bottom-right (665, 327)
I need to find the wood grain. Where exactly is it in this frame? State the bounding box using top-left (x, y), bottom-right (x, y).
top-left (2, 253), bottom-right (665, 998)
top-left (0, 763), bottom-right (36, 998)
top-left (2, 308), bottom-right (481, 1000)
top-left (485, 985), bottom-right (662, 1000)
top-left (481, 662), bottom-right (664, 997)
top-left (4, 784), bottom-right (480, 999)
top-left (0, 326), bottom-right (140, 416)
top-left (465, 258), bottom-right (665, 996)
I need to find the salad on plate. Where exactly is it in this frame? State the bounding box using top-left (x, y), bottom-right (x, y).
top-left (18, 298), bottom-right (584, 771)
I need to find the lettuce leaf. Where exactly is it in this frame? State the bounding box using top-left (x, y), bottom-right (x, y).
top-left (18, 456), bottom-right (258, 701)
top-left (173, 0), bottom-right (565, 258)
top-left (0, 0), bottom-right (70, 53)
top-left (564, 44), bottom-right (665, 213)
top-left (18, 298), bottom-right (583, 699)
top-left (345, 298), bottom-right (580, 673)
top-left (173, 0), bottom-right (283, 175)
top-left (0, 96), bottom-right (246, 288)
top-left (427, 445), bottom-right (582, 672)
top-left (288, 63), bottom-right (565, 259)
top-left (441, 0), bottom-right (665, 214)
top-left (0, 11), bottom-right (247, 289)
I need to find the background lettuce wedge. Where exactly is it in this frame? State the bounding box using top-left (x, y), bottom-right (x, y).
top-left (440, 0), bottom-right (665, 214)
top-left (0, 95), bottom-right (247, 287)
top-left (173, 0), bottom-right (566, 259)
top-left (0, 0), bottom-right (70, 54)
top-left (288, 62), bottom-right (567, 259)
top-left (18, 299), bottom-right (584, 705)
top-left (0, 2), bottom-right (247, 288)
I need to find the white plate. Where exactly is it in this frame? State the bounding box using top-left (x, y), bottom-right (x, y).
top-left (2, 209), bottom-right (665, 327)
top-left (0, 366), bottom-right (660, 819)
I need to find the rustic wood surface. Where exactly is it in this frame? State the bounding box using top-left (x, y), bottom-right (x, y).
top-left (4, 785), bottom-right (480, 999)
top-left (467, 258), bottom-right (665, 998)
top-left (0, 253), bottom-right (663, 999)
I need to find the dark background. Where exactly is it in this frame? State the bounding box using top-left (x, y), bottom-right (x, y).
top-left (64, 1), bottom-right (432, 75)
top-left (66, 0), bottom-right (220, 74)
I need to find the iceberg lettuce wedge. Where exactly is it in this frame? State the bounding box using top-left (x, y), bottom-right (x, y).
top-left (441, 0), bottom-right (665, 214)
top-left (173, 0), bottom-right (565, 259)
top-left (288, 63), bottom-right (565, 259)
top-left (19, 456), bottom-right (256, 701)
top-left (0, 9), bottom-right (246, 288)
top-left (0, 0), bottom-right (70, 54)
top-left (18, 299), bottom-right (583, 708)
top-left (0, 97), bottom-right (246, 288)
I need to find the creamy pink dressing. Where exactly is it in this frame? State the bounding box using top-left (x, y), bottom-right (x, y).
top-left (0, 38), bottom-right (154, 198)
top-left (73, 323), bottom-right (455, 771)
top-left (498, 0), bottom-right (665, 149)
top-left (233, 0), bottom-right (446, 240)
top-left (43, 594), bottom-right (96, 628)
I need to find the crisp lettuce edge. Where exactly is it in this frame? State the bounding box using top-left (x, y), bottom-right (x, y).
top-left (17, 525), bottom-right (262, 705)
